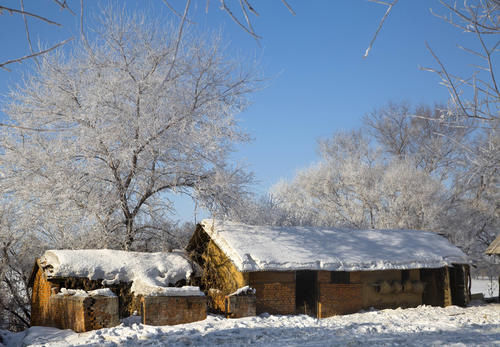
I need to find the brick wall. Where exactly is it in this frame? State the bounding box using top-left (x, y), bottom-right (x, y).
top-left (83, 296), bottom-right (120, 331)
top-left (224, 295), bottom-right (256, 318)
top-left (317, 283), bottom-right (362, 317)
top-left (48, 295), bottom-right (119, 332)
top-left (141, 296), bottom-right (207, 326)
top-left (31, 268), bottom-right (120, 332)
top-left (48, 295), bottom-right (86, 331)
top-left (248, 272), bottom-right (295, 315)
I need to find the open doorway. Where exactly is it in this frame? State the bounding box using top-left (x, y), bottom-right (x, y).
top-left (296, 271), bottom-right (317, 316)
top-left (449, 265), bottom-right (469, 306)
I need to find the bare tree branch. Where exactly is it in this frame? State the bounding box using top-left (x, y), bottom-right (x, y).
top-left (19, 0), bottom-right (38, 68)
top-left (0, 37), bottom-right (73, 71)
top-left (0, 5), bottom-right (61, 26)
top-left (281, 0), bottom-right (296, 16)
top-left (163, 0), bottom-right (192, 83)
top-left (220, 0), bottom-right (262, 40)
top-left (364, 0), bottom-right (399, 58)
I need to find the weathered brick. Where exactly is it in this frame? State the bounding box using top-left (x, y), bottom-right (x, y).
top-left (249, 272), bottom-right (296, 315)
top-left (141, 296), bottom-right (207, 326)
top-left (224, 295), bottom-right (256, 318)
top-left (45, 294), bottom-right (119, 332)
top-left (317, 283), bottom-right (363, 317)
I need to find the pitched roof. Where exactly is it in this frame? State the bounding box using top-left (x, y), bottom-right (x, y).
top-left (486, 234), bottom-right (500, 255)
top-left (37, 249), bottom-right (196, 296)
top-left (199, 219), bottom-right (469, 272)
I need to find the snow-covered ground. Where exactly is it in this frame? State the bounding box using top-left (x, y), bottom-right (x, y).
top-left (2, 304), bottom-right (499, 347)
top-left (472, 278), bottom-right (499, 298)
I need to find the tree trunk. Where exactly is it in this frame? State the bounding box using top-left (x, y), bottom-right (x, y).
top-left (124, 217), bottom-right (134, 250)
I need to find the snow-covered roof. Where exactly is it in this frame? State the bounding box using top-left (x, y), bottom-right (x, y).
top-left (38, 249), bottom-right (195, 296)
top-left (199, 219), bottom-right (469, 272)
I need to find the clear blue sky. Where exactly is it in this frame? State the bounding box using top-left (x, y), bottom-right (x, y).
top-left (0, 0), bottom-right (476, 222)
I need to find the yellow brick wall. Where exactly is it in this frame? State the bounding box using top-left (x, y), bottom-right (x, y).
top-left (225, 295), bottom-right (256, 318)
top-left (141, 296), bottom-right (207, 325)
top-left (249, 271), bottom-right (296, 315)
top-left (317, 283), bottom-right (363, 317)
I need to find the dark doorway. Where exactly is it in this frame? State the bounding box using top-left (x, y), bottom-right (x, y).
top-left (295, 271), bottom-right (317, 316)
top-left (421, 268), bottom-right (446, 306)
top-left (449, 265), bottom-right (468, 306)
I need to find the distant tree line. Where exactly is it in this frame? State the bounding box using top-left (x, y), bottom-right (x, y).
top-left (229, 102), bottom-right (498, 271)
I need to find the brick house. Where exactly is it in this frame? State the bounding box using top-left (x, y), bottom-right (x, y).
top-left (187, 219), bottom-right (471, 318)
top-left (29, 249), bottom-right (206, 331)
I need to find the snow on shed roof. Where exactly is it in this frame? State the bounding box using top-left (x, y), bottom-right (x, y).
top-left (199, 219), bottom-right (469, 272)
top-left (486, 234), bottom-right (500, 255)
top-left (38, 249), bottom-right (195, 296)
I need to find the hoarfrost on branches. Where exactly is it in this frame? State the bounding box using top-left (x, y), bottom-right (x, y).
top-left (0, 9), bottom-right (257, 250)
top-left (269, 130), bottom-right (448, 231)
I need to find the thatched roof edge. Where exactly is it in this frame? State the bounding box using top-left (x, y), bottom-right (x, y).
top-left (485, 234), bottom-right (500, 255)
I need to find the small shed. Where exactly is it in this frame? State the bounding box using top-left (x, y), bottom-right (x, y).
top-left (187, 220), bottom-right (471, 318)
top-left (485, 234), bottom-right (500, 299)
top-left (29, 249), bottom-right (206, 331)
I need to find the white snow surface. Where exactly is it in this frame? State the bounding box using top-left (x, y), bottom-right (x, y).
top-left (57, 288), bottom-right (116, 298)
top-left (200, 220), bottom-right (469, 272)
top-left (471, 278), bottom-right (499, 298)
top-left (142, 286), bottom-right (204, 297)
top-left (229, 285), bottom-right (256, 296)
top-left (2, 304), bottom-right (499, 346)
top-left (39, 249), bottom-right (194, 296)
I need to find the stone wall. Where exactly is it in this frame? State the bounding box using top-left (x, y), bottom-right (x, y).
top-left (248, 272), bottom-right (295, 315)
top-left (224, 295), bottom-right (256, 318)
top-left (141, 296), bottom-right (207, 326)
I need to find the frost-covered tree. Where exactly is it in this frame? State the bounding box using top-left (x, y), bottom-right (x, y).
top-left (0, 204), bottom-right (39, 331)
top-left (364, 102), bottom-right (472, 179)
top-left (0, 10), bottom-right (256, 250)
top-left (268, 131), bottom-right (448, 231)
top-left (446, 128), bottom-right (500, 261)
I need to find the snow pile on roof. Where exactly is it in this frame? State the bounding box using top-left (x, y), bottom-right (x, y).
top-left (229, 286), bottom-right (256, 296)
top-left (57, 288), bottom-right (117, 298)
top-left (138, 285), bottom-right (204, 297)
top-left (200, 219), bottom-right (469, 272)
top-left (39, 249), bottom-right (194, 296)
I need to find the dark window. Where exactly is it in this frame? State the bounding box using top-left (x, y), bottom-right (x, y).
top-left (402, 270), bottom-right (410, 282)
top-left (331, 271), bottom-right (350, 284)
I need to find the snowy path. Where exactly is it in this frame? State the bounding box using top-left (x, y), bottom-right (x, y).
top-left (2, 304), bottom-right (499, 346)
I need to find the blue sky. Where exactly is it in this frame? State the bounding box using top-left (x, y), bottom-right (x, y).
top-left (0, 0), bottom-right (476, 222)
